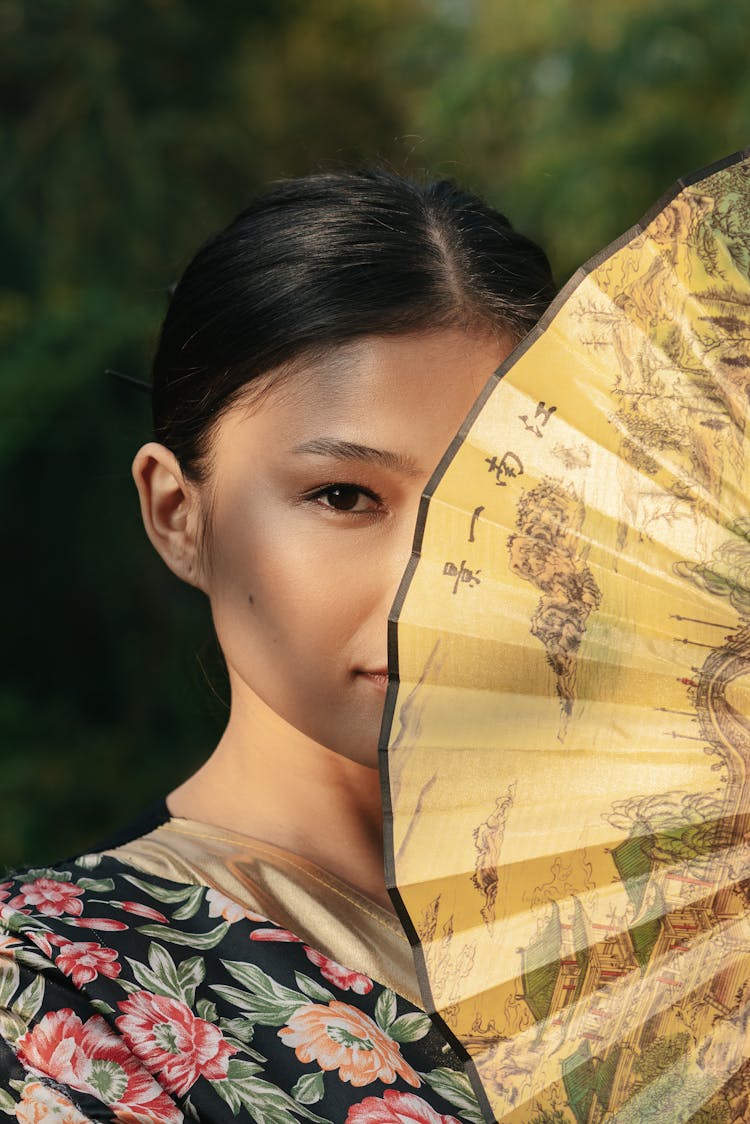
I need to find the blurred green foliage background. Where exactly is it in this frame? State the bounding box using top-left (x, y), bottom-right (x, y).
top-left (3, 0), bottom-right (750, 868)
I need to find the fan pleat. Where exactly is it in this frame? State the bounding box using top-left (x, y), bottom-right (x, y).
top-left (383, 150), bottom-right (750, 1122)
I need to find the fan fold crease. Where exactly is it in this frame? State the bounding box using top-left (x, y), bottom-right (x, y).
top-left (381, 148), bottom-right (750, 1123)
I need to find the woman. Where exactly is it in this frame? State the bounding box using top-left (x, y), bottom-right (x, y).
top-left (0, 170), bottom-right (554, 1123)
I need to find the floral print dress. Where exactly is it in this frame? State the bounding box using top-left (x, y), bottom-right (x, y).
top-left (0, 852), bottom-right (485, 1124)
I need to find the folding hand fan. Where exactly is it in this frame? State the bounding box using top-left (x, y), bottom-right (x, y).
top-left (381, 148), bottom-right (750, 1124)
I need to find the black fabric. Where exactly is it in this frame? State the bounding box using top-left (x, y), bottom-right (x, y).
top-left (0, 852), bottom-right (478, 1123)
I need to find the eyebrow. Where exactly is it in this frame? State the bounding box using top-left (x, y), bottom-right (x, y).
top-left (290, 438), bottom-right (422, 478)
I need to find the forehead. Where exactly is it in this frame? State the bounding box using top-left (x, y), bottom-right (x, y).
top-left (227, 325), bottom-right (503, 438)
top-left (208, 327), bottom-right (506, 475)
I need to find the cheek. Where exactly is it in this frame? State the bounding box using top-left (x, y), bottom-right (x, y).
top-left (210, 511), bottom-right (380, 650)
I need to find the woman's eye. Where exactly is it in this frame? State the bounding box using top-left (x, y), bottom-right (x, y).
top-left (314, 485), bottom-right (381, 514)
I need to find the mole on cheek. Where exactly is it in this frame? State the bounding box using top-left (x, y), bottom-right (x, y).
top-left (247, 594), bottom-right (254, 606)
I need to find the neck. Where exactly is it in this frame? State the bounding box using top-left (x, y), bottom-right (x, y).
top-left (167, 684), bottom-right (393, 913)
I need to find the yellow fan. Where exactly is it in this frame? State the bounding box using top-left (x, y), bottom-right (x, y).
top-left (381, 148), bottom-right (750, 1123)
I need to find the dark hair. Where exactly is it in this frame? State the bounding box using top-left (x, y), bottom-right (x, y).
top-left (151, 168), bottom-right (555, 486)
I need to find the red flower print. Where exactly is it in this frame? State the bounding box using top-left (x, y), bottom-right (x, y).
top-left (0, 882), bottom-right (11, 904)
top-left (249, 929), bottom-right (373, 993)
top-left (9, 879), bottom-right (84, 917)
top-left (15, 1079), bottom-right (92, 1124)
top-left (26, 931), bottom-right (55, 959)
top-left (62, 917), bottom-right (128, 932)
top-left (55, 941), bottom-right (121, 987)
top-left (250, 928), bottom-right (302, 942)
top-left (279, 1002), bottom-right (419, 1087)
top-left (304, 947), bottom-right (373, 995)
top-left (26, 932), bottom-right (77, 960)
top-left (114, 901), bottom-right (168, 923)
top-left (346, 1090), bottom-right (462, 1124)
top-left (17, 1009), bottom-right (181, 1124)
top-left (116, 990), bottom-right (237, 1096)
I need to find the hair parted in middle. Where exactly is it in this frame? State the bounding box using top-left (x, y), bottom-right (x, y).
top-left (151, 167), bottom-right (556, 485)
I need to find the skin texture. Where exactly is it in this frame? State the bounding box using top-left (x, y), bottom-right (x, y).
top-left (132, 327), bottom-right (513, 909)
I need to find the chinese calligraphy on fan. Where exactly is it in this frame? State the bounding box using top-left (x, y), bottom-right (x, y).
top-left (443, 399), bottom-right (557, 593)
top-left (443, 559), bottom-right (482, 595)
top-left (519, 399), bottom-right (556, 438)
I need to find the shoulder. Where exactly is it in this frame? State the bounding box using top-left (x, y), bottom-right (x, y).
top-left (0, 854), bottom-right (482, 1124)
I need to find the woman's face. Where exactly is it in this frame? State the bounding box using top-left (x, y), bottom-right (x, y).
top-left (195, 327), bottom-right (512, 767)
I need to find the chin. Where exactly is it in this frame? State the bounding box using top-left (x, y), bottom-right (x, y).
top-left (278, 701), bottom-right (382, 773)
top-left (314, 720), bottom-right (381, 771)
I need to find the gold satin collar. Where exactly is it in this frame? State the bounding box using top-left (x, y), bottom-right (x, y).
top-left (107, 817), bottom-right (421, 1005)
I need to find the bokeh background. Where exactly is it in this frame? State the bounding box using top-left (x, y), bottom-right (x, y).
top-left (3, 0), bottom-right (750, 868)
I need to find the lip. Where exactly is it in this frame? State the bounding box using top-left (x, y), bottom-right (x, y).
top-left (357, 669), bottom-right (389, 692)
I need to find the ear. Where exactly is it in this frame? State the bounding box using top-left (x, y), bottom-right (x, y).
top-left (131, 442), bottom-right (207, 592)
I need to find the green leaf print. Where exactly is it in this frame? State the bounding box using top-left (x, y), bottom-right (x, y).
top-left (0, 960), bottom-right (20, 1009)
top-left (12, 976), bottom-right (44, 1022)
top-left (420, 1067), bottom-right (485, 1124)
top-left (128, 942), bottom-right (182, 1002)
top-left (16, 869), bottom-right (71, 884)
top-left (177, 954), bottom-right (206, 1004)
top-left (76, 852), bottom-right (103, 870)
top-left (225, 1040), bottom-right (268, 1065)
top-left (127, 943), bottom-right (205, 1005)
top-left (291, 1071), bottom-right (325, 1105)
top-left (212, 1058), bottom-right (263, 1111)
top-left (184, 1094), bottom-right (200, 1121)
top-left (197, 998), bottom-right (219, 1022)
top-left (222, 960), bottom-right (309, 1001)
top-left (294, 973), bottom-right (335, 1003)
top-left (212, 961), bottom-right (311, 1025)
top-left (219, 1016), bottom-right (255, 1043)
top-left (388, 1012), bottom-right (432, 1043)
top-left (76, 878), bottom-right (115, 892)
top-left (0, 911), bottom-right (48, 934)
top-left (124, 875), bottom-right (206, 905)
top-left (172, 886), bottom-right (205, 921)
top-left (90, 999), bottom-right (116, 1017)
top-left (148, 940), bottom-right (182, 986)
top-left (13, 949), bottom-right (54, 973)
top-left (213, 1059), bottom-right (332, 1124)
top-left (0, 1011), bottom-right (26, 1047)
top-left (136, 922), bottom-right (229, 949)
top-left (374, 988), bottom-right (397, 1032)
top-left (217, 1017), bottom-right (268, 1062)
top-left (0, 1087), bottom-right (16, 1115)
top-left (211, 983), bottom-right (307, 1027)
top-left (127, 960), bottom-right (161, 994)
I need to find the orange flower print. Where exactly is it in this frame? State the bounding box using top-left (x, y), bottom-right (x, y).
top-left (205, 888), bottom-right (267, 924)
top-left (15, 1080), bottom-right (92, 1124)
top-left (278, 1002), bottom-right (419, 1088)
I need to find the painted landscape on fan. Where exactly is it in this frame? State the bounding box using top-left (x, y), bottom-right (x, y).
top-left (383, 150), bottom-right (750, 1122)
